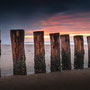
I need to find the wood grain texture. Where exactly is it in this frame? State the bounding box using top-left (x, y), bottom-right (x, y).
top-left (87, 36), bottom-right (90, 67)
top-left (74, 36), bottom-right (84, 69)
top-left (10, 30), bottom-right (26, 75)
top-left (60, 34), bottom-right (71, 70)
top-left (50, 33), bottom-right (61, 72)
top-left (33, 31), bottom-right (46, 73)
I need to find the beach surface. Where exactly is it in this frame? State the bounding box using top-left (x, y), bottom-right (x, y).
top-left (0, 69), bottom-right (90, 90)
top-left (1, 44), bottom-right (88, 76)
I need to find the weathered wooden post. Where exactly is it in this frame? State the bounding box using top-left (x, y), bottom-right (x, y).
top-left (0, 30), bottom-right (1, 56)
top-left (87, 36), bottom-right (90, 67)
top-left (60, 34), bottom-right (71, 70)
top-left (10, 30), bottom-right (26, 75)
top-left (33, 31), bottom-right (46, 73)
top-left (50, 33), bottom-right (61, 72)
top-left (0, 30), bottom-right (1, 77)
top-left (74, 35), bottom-right (84, 69)
top-left (0, 56), bottom-right (1, 77)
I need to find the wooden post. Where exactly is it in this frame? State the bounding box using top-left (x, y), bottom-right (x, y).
top-left (0, 30), bottom-right (1, 77)
top-left (60, 34), bottom-right (71, 70)
top-left (87, 36), bottom-right (90, 67)
top-left (0, 30), bottom-right (1, 56)
top-left (33, 31), bottom-right (46, 73)
top-left (74, 36), bottom-right (84, 69)
top-left (50, 33), bottom-right (61, 72)
top-left (0, 56), bottom-right (1, 77)
top-left (10, 30), bottom-right (26, 75)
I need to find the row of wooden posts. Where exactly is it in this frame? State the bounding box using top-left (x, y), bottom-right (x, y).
top-left (0, 30), bottom-right (90, 75)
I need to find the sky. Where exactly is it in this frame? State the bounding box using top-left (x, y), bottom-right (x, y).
top-left (0, 0), bottom-right (90, 44)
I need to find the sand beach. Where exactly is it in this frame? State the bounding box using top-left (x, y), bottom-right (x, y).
top-left (0, 69), bottom-right (90, 90)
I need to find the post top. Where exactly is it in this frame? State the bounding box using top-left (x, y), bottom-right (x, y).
top-left (87, 36), bottom-right (90, 38)
top-left (33, 31), bottom-right (44, 34)
top-left (60, 34), bottom-right (69, 37)
top-left (49, 33), bottom-right (60, 36)
top-left (74, 35), bottom-right (83, 37)
top-left (10, 29), bottom-right (24, 32)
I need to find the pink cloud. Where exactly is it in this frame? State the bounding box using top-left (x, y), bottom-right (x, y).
top-left (25, 12), bottom-right (90, 37)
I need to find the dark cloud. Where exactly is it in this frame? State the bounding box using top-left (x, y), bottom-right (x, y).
top-left (0, 0), bottom-right (90, 44)
top-left (0, 0), bottom-right (90, 29)
top-left (0, 0), bottom-right (90, 15)
top-left (0, 0), bottom-right (90, 24)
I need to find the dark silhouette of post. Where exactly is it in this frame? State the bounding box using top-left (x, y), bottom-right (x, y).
top-left (0, 30), bottom-right (1, 56)
top-left (0, 30), bottom-right (1, 77)
top-left (74, 36), bottom-right (84, 69)
top-left (50, 33), bottom-right (61, 72)
top-left (10, 30), bottom-right (26, 75)
top-left (0, 56), bottom-right (1, 77)
top-left (87, 36), bottom-right (90, 67)
top-left (60, 34), bottom-right (71, 70)
top-left (33, 31), bottom-right (46, 73)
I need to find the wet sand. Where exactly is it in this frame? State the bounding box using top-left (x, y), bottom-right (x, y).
top-left (0, 69), bottom-right (90, 90)
top-left (1, 44), bottom-right (88, 76)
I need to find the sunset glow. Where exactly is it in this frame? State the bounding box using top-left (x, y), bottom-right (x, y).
top-left (25, 35), bottom-right (50, 39)
top-left (25, 34), bottom-right (90, 39)
top-left (25, 11), bottom-right (90, 43)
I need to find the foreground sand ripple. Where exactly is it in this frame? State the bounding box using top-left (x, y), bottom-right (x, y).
top-left (0, 69), bottom-right (90, 90)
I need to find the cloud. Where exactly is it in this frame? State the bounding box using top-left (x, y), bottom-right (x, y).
top-left (1, 0), bottom-right (90, 43)
top-left (25, 11), bottom-right (90, 35)
top-left (0, 0), bottom-right (90, 16)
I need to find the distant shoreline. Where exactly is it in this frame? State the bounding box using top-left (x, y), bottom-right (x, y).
top-left (1, 43), bottom-right (50, 45)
